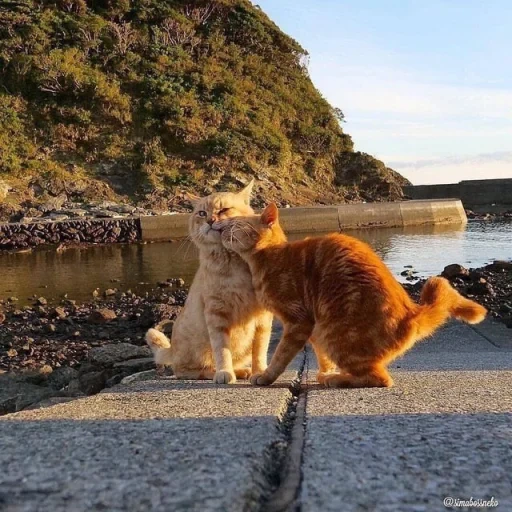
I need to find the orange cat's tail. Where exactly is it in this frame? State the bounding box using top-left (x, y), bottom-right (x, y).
top-left (409, 276), bottom-right (487, 340)
top-left (145, 328), bottom-right (173, 365)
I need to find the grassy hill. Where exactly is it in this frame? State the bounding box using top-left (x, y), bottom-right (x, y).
top-left (0, 0), bottom-right (410, 218)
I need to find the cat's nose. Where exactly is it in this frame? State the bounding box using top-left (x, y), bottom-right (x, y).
top-left (207, 216), bottom-right (218, 226)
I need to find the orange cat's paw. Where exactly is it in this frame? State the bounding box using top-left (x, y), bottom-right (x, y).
top-left (317, 372), bottom-right (331, 385)
top-left (322, 374), bottom-right (343, 388)
top-left (234, 368), bottom-right (252, 380)
top-left (213, 370), bottom-right (237, 384)
top-left (250, 372), bottom-right (273, 386)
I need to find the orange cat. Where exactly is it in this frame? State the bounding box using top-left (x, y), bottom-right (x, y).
top-left (216, 203), bottom-right (487, 388)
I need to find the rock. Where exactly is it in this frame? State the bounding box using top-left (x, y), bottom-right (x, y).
top-left (0, 312), bottom-right (5, 324)
top-left (36, 297), bottom-right (48, 306)
top-left (104, 288), bottom-right (116, 297)
top-left (485, 261), bottom-right (512, 272)
top-left (64, 209), bottom-right (88, 217)
top-left (45, 323), bottom-right (57, 333)
top-left (78, 371), bottom-right (106, 395)
top-left (0, 375), bottom-right (57, 414)
top-left (39, 193), bottom-right (67, 213)
top-left (0, 180), bottom-right (11, 201)
top-left (47, 213), bottom-right (69, 222)
top-left (113, 357), bottom-right (155, 373)
top-left (52, 307), bottom-right (67, 319)
top-left (89, 308), bottom-right (117, 324)
top-left (47, 366), bottom-right (79, 390)
top-left (65, 378), bottom-right (83, 396)
top-left (105, 374), bottom-right (124, 388)
top-left (93, 210), bottom-right (116, 218)
top-left (155, 319), bottom-right (174, 335)
top-left (23, 397), bottom-right (77, 411)
top-left (137, 303), bottom-right (177, 327)
top-left (87, 343), bottom-right (151, 367)
top-left (121, 369), bottom-right (158, 385)
top-left (7, 349), bottom-right (18, 357)
top-left (108, 204), bottom-right (136, 214)
top-left (467, 281), bottom-right (495, 297)
top-left (499, 303), bottom-right (512, 315)
top-left (16, 365), bottom-right (53, 385)
top-left (400, 270), bottom-right (414, 277)
top-left (441, 264), bottom-right (470, 280)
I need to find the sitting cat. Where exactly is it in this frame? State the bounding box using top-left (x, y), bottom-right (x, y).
top-left (215, 203), bottom-right (486, 388)
top-left (145, 181), bottom-right (273, 384)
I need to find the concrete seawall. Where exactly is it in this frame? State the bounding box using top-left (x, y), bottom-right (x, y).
top-left (140, 199), bottom-right (467, 241)
top-left (0, 199), bottom-right (466, 250)
top-left (404, 178), bottom-right (512, 210)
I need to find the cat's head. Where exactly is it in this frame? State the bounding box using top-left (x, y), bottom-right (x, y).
top-left (188, 180), bottom-right (255, 248)
top-left (216, 203), bottom-right (287, 254)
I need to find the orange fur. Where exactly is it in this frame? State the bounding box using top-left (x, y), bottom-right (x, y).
top-left (217, 203), bottom-right (487, 388)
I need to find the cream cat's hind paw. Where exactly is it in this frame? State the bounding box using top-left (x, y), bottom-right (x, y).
top-left (213, 370), bottom-right (237, 384)
top-left (234, 368), bottom-right (252, 380)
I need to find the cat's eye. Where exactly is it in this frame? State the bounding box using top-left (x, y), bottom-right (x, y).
top-left (197, 210), bottom-right (207, 217)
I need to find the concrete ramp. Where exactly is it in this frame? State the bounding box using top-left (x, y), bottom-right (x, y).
top-left (1, 320), bottom-right (510, 511)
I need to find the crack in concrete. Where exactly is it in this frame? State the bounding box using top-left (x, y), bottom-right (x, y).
top-left (249, 350), bottom-right (309, 512)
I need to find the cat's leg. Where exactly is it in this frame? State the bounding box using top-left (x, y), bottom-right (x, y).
top-left (311, 342), bottom-right (337, 384)
top-left (322, 361), bottom-right (393, 388)
top-left (205, 311), bottom-right (237, 384)
top-left (252, 312), bottom-right (273, 374)
top-left (251, 322), bottom-right (312, 386)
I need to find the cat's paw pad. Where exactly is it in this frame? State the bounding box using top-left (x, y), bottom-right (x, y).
top-left (250, 373), bottom-right (273, 386)
top-left (213, 370), bottom-right (237, 384)
top-left (234, 368), bottom-right (252, 380)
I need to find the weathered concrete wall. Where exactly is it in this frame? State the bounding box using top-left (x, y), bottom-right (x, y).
top-left (139, 214), bottom-right (189, 241)
top-left (140, 199), bottom-right (467, 241)
top-left (403, 178), bottom-right (512, 207)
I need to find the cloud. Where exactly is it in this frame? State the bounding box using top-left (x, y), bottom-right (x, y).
top-left (385, 152), bottom-right (512, 185)
top-left (388, 151), bottom-right (512, 170)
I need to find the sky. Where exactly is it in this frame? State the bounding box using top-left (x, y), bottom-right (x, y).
top-left (254, 0), bottom-right (512, 185)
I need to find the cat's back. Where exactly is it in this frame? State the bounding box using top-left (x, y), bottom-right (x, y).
top-left (295, 233), bottom-right (405, 291)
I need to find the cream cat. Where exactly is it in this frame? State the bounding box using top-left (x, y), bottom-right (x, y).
top-left (145, 181), bottom-right (273, 384)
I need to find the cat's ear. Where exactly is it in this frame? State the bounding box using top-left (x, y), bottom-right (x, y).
top-left (261, 202), bottom-right (279, 227)
top-left (183, 191), bottom-right (201, 205)
top-left (238, 179), bottom-right (254, 205)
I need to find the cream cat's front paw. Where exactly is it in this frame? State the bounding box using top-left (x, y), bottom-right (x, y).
top-left (250, 372), bottom-right (273, 386)
top-left (213, 370), bottom-right (237, 384)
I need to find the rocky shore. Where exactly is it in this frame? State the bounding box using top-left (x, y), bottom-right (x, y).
top-left (403, 260), bottom-right (512, 328)
top-left (1, 259), bottom-right (510, 415)
top-left (465, 208), bottom-right (512, 221)
top-left (0, 281), bottom-right (185, 414)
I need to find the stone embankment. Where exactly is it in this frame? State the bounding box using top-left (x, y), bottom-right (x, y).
top-left (0, 217), bottom-right (140, 251)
